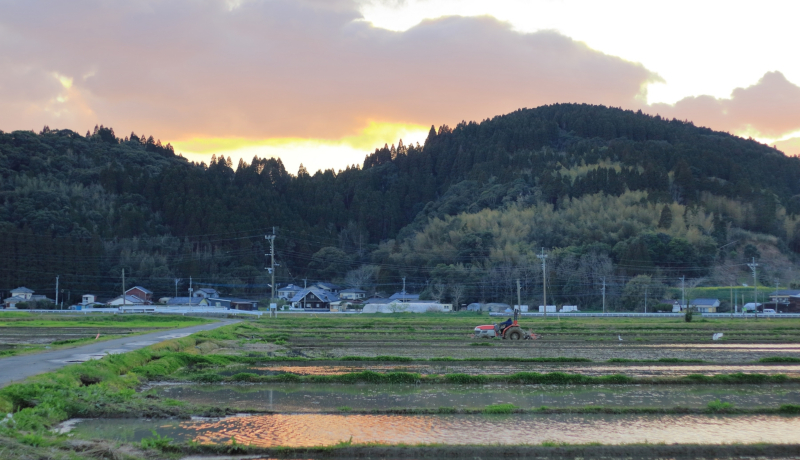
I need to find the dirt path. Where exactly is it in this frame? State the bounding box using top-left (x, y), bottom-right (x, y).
top-left (0, 318), bottom-right (240, 387)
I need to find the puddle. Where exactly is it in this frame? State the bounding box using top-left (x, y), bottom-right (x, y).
top-left (156, 383), bottom-right (800, 411)
top-left (240, 363), bottom-right (800, 377)
top-left (158, 333), bottom-right (192, 339)
top-left (70, 413), bottom-right (800, 447)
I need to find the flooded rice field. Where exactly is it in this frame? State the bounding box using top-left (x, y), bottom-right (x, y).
top-left (315, 342), bottom-right (800, 362)
top-left (156, 383), bottom-right (800, 411)
top-left (70, 413), bottom-right (800, 447)
top-left (238, 362), bottom-right (800, 377)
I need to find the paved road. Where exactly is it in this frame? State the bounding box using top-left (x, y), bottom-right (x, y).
top-left (0, 319), bottom-right (240, 387)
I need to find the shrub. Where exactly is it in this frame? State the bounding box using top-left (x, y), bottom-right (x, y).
top-left (707, 399), bottom-right (734, 412)
top-left (759, 356), bottom-right (800, 363)
top-left (778, 404), bottom-right (800, 414)
top-left (483, 404), bottom-right (516, 414)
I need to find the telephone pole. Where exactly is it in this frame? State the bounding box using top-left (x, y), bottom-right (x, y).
top-left (644, 285), bottom-right (648, 313)
top-left (188, 276), bottom-right (193, 297)
top-left (122, 268), bottom-right (126, 307)
top-left (680, 275), bottom-right (685, 313)
top-left (266, 228), bottom-right (276, 302)
top-left (538, 248), bottom-right (548, 318)
top-left (55, 276), bottom-right (59, 310)
top-left (402, 276), bottom-right (406, 297)
top-left (303, 278), bottom-right (308, 310)
top-left (748, 258), bottom-right (759, 319)
top-left (517, 279), bottom-right (521, 312)
top-left (730, 284), bottom-right (733, 318)
top-left (601, 277), bottom-right (606, 314)
top-left (175, 278), bottom-right (180, 299)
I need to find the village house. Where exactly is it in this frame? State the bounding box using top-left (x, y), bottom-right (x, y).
top-left (207, 297), bottom-right (259, 311)
top-left (784, 295), bottom-right (800, 313)
top-left (277, 284), bottom-right (304, 300)
top-left (769, 290), bottom-right (800, 304)
top-left (193, 288), bottom-right (219, 299)
top-left (81, 294), bottom-right (96, 305)
top-left (389, 292), bottom-right (420, 303)
top-left (107, 295), bottom-right (146, 306)
top-left (312, 282), bottom-right (341, 294)
top-left (290, 288), bottom-right (340, 310)
top-left (125, 286), bottom-right (153, 303)
top-left (689, 298), bottom-right (720, 313)
top-left (3, 287), bottom-right (54, 309)
top-left (339, 288), bottom-right (366, 300)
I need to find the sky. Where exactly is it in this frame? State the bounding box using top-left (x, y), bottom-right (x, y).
top-left (1, 0), bottom-right (799, 173)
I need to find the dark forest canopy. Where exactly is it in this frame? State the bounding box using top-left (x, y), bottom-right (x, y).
top-left (2, 104), bottom-right (799, 309)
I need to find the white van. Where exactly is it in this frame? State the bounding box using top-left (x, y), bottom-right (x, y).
top-left (762, 308), bottom-right (776, 314)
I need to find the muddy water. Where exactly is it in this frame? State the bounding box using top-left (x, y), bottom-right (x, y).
top-left (237, 362), bottom-right (800, 377)
top-left (71, 414), bottom-right (800, 447)
top-left (156, 383), bottom-right (800, 411)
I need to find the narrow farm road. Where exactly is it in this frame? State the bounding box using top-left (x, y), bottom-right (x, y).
top-left (0, 318), bottom-right (240, 387)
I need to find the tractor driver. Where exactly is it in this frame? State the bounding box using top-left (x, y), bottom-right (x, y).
top-left (498, 317), bottom-right (513, 331)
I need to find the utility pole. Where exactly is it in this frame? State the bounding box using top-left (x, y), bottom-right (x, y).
top-left (538, 248), bottom-right (548, 318)
top-left (175, 278), bottom-right (180, 299)
top-left (748, 258), bottom-right (759, 319)
top-left (730, 284), bottom-right (733, 318)
top-left (644, 285), bottom-right (648, 314)
top-left (122, 268), bottom-right (126, 307)
top-left (680, 275), bottom-right (685, 313)
top-left (601, 277), bottom-right (606, 314)
top-left (303, 278), bottom-right (308, 310)
top-left (188, 276), bottom-right (193, 298)
top-left (55, 276), bottom-right (59, 310)
top-left (517, 279), bottom-right (521, 313)
top-left (402, 276), bottom-right (406, 298)
top-left (266, 228), bottom-right (276, 302)
top-left (775, 279), bottom-right (780, 312)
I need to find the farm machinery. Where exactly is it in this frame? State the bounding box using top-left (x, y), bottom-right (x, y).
top-left (473, 308), bottom-right (537, 340)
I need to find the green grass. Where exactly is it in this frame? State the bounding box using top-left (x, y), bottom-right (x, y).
top-left (759, 356), bottom-right (800, 363)
top-left (707, 399), bottom-right (734, 412)
top-left (0, 312), bottom-right (209, 328)
top-left (483, 403), bottom-right (517, 414)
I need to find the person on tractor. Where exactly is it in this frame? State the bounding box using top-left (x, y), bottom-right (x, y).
top-left (498, 317), bottom-right (513, 331)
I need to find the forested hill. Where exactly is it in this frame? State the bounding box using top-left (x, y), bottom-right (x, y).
top-left (2, 105), bottom-right (799, 308)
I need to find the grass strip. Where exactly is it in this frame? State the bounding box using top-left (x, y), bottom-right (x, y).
top-left (759, 356), bottom-right (800, 363)
top-left (606, 358), bottom-right (705, 363)
top-left (197, 370), bottom-right (795, 385)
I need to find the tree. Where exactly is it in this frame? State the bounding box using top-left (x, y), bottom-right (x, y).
top-left (451, 284), bottom-right (466, 310)
top-left (308, 247), bottom-right (352, 281)
top-left (622, 275), bottom-right (666, 311)
top-left (431, 283), bottom-right (447, 302)
top-left (658, 205), bottom-right (672, 229)
top-left (344, 265), bottom-right (379, 290)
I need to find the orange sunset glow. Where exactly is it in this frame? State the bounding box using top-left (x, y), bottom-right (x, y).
top-left (1, 1), bottom-right (799, 172)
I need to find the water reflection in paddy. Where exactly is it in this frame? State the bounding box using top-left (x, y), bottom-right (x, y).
top-left (157, 383), bottom-right (800, 411)
top-left (241, 363), bottom-right (800, 377)
top-left (72, 414), bottom-right (800, 447)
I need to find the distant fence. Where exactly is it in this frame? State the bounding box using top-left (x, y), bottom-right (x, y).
top-left (490, 312), bottom-right (800, 318)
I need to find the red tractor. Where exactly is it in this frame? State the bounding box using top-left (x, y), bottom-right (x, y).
top-left (473, 309), bottom-right (534, 340)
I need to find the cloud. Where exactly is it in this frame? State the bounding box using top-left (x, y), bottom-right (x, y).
top-left (0, 0), bottom-right (659, 144)
top-left (648, 71), bottom-right (800, 140)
